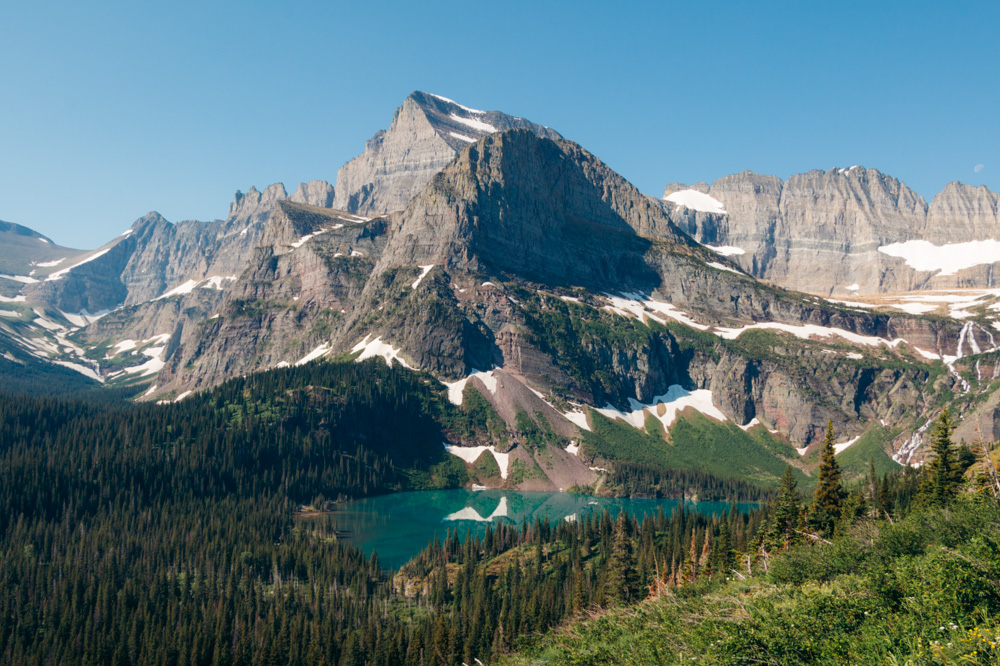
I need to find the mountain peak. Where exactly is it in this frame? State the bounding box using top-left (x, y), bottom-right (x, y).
top-left (330, 92), bottom-right (562, 217)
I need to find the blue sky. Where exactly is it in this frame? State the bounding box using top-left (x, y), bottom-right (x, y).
top-left (1, 0), bottom-right (997, 248)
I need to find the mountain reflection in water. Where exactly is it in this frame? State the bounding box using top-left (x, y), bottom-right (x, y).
top-left (329, 489), bottom-right (755, 570)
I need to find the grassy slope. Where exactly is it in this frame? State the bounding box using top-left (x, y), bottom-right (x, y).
top-left (500, 494), bottom-right (1000, 666)
top-left (584, 408), bottom-right (808, 490)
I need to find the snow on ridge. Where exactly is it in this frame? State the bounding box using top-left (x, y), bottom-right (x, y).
top-left (295, 343), bottom-right (331, 366)
top-left (833, 436), bottom-right (861, 455)
top-left (716, 321), bottom-right (905, 348)
top-left (411, 264), bottom-right (435, 289)
top-left (878, 239), bottom-right (1000, 276)
top-left (443, 369), bottom-right (498, 406)
top-left (155, 279), bottom-right (200, 300)
top-left (707, 261), bottom-right (742, 275)
top-left (603, 292), bottom-right (710, 331)
top-left (449, 132), bottom-right (477, 143)
top-left (563, 408), bottom-right (591, 432)
top-left (704, 244), bottom-right (745, 256)
top-left (0, 273), bottom-right (39, 284)
top-left (449, 114), bottom-right (497, 133)
top-left (596, 385), bottom-right (727, 433)
top-left (351, 335), bottom-right (413, 369)
top-left (290, 228), bottom-right (330, 248)
top-left (46, 247), bottom-right (113, 281)
top-left (664, 189), bottom-right (726, 214)
top-left (444, 443), bottom-right (510, 479)
top-left (201, 276), bottom-right (237, 290)
top-left (0, 294), bottom-right (26, 303)
top-left (429, 93), bottom-right (486, 115)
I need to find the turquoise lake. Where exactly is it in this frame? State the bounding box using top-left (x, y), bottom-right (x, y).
top-left (329, 489), bottom-right (755, 569)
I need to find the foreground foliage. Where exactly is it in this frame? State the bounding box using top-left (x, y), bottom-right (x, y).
top-left (500, 493), bottom-right (1000, 665)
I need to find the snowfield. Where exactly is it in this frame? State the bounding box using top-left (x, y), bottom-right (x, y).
top-left (443, 443), bottom-right (510, 479)
top-left (878, 239), bottom-right (1000, 276)
top-left (664, 189), bottom-right (726, 214)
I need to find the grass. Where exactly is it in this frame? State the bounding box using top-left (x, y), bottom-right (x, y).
top-left (499, 494), bottom-right (1000, 665)
top-left (583, 409), bottom-right (805, 491)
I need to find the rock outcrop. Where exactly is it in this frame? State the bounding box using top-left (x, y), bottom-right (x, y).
top-left (330, 91), bottom-right (561, 217)
top-left (665, 168), bottom-right (1000, 295)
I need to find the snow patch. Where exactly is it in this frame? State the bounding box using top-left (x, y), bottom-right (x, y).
top-left (0, 309), bottom-right (21, 317)
top-left (444, 443), bottom-right (510, 479)
top-left (846, 284), bottom-right (860, 292)
top-left (442, 369), bottom-right (499, 405)
top-left (0, 294), bottom-right (26, 303)
top-left (703, 245), bottom-right (745, 256)
top-left (889, 302), bottom-right (938, 315)
top-left (563, 408), bottom-right (591, 432)
top-left (155, 279), bottom-right (200, 300)
top-left (707, 261), bottom-right (742, 275)
top-left (201, 276), bottom-right (237, 290)
top-left (565, 441), bottom-right (580, 456)
top-left (717, 322), bottom-right (905, 349)
top-left (290, 229), bottom-right (330, 248)
top-left (878, 239), bottom-right (1000, 276)
top-left (664, 189), bottom-right (726, 214)
top-left (429, 93), bottom-right (486, 115)
top-left (173, 390), bottom-right (193, 403)
top-left (449, 114), bottom-right (496, 133)
top-left (449, 132), bottom-right (477, 143)
top-left (604, 292), bottom-right (709, 331)
top-left (111, 339), bottom-right (137, 355)
top-left (351, 335), bottom-right (412, 369)
top-left (46, 247), bottom-right (113, 281)
top-left (52, 360), bottom-right (103, 382)
top-left (411, 264), bottom-right (434, 289)
top-left (0, 274), bottom-right (39, 284)
top-left (738, 418), bottom-right (761, 432)
top-left (295, 343), bottom-right (331, 366)
top-left (33, 258), bottom-right (65, 267)
top-left (833, 436), bottom-right (861, 455)
top-left (596, 385), bottom-right (727, 433)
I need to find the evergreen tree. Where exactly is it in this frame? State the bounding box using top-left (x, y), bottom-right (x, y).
top-left (767, 465), bottom-right (801, 549)
top-left (922, 409), bottom-right (961, 506)
top-left (810, 421), bottom-right (845, 535)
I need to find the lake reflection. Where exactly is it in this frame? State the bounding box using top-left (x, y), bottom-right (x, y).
top-left (329, 489), bottom-right (755, 570)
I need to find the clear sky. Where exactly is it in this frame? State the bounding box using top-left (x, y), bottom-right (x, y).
top-left (1, 0), bottom-right (997, 249)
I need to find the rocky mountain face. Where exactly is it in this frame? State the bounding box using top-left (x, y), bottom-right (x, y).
top-left (154, 130), bottom-right (973, 460)
top-left (5, 90), bottom-right (1000, 491)
top-left (664, 169), bottom-right (1000, 295)
top-left (330, 91), bottom-right (562, 217)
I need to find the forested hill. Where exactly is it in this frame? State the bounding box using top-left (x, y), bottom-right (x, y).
top-left (0, 358), bottom-right (769, 665)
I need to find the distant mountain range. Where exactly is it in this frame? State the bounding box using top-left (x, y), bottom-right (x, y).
top-left (3, 90), bottom-right (1000, 491)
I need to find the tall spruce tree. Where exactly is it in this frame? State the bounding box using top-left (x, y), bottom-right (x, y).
top-left (923, 409), bottom-right (961, 506)
top-left (810, 421), bottom-right (845, 535)
top-left (767, 465), bottom-right (801, 549)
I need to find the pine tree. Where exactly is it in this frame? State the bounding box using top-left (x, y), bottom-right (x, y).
top-left (605, 511), bottom-right (636, 603)
top-left (810, 421), bottom-right (845, 535)
top-left (768, 465), bottom-right (801, 549)
top-left (923, 409), bottom-right (961, 506)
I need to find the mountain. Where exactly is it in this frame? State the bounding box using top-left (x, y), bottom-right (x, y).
top-left (664, 169), bottom-right (1000, 295)
top-left (3, 91), bottom-right (1000, 493)
top-left (330, 91), bottom-right (562, 216)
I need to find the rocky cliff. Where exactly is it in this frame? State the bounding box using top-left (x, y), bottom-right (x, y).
top-left (330, 91), bottom-right (562, 216)
top-left (665, 168), bottom-right (1000, 295)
